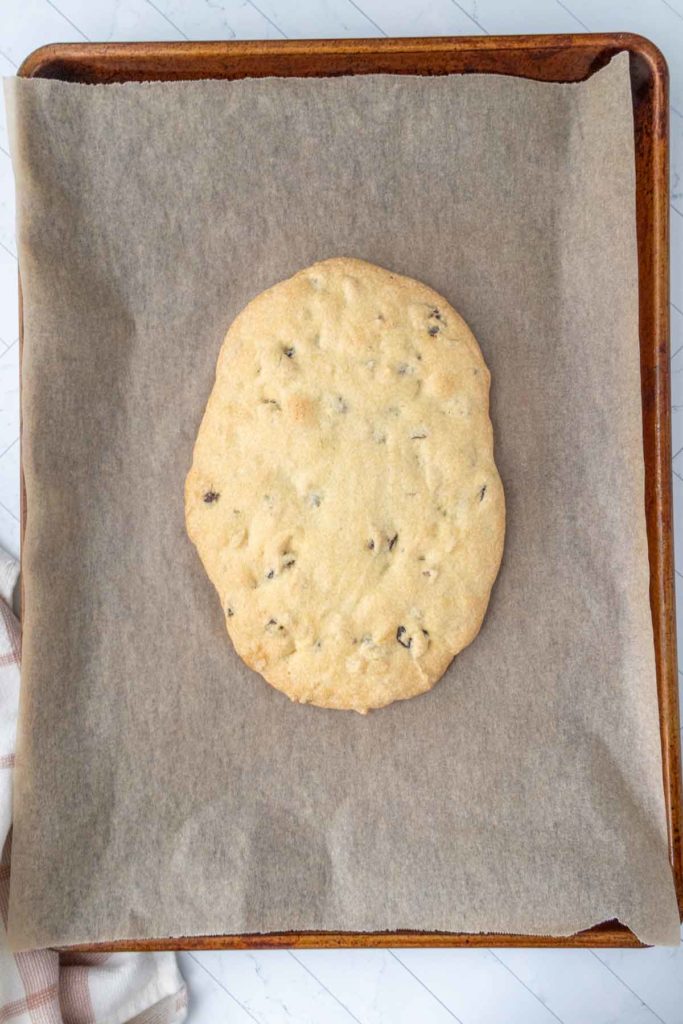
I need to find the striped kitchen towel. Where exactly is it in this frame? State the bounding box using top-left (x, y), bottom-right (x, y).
top-left (0, 547), bottom-right (188, 1023)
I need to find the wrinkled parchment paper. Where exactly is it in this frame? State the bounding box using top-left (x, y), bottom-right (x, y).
top-left (5, 53), bottom-right (680, 949)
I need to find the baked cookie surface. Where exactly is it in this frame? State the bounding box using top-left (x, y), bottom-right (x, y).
top-left (185, 258), bottom-right (505, 712)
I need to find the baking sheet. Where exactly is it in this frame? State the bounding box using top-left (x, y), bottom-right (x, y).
top-left (4, 53), bottom-right (680, 949)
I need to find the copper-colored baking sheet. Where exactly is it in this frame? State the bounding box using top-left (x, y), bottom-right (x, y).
top-left (17, 33), bottom-right (681, 949)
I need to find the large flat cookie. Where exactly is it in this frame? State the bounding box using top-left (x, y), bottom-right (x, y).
top-left (186, 258), bottom-right (505, 712)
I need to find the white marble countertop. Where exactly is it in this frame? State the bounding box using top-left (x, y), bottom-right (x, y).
top-left (1, 1), bottom-right (682, 1021)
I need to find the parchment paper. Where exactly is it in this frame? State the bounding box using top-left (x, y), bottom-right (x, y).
top-left (5, 53), bottom-right (680, 949)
